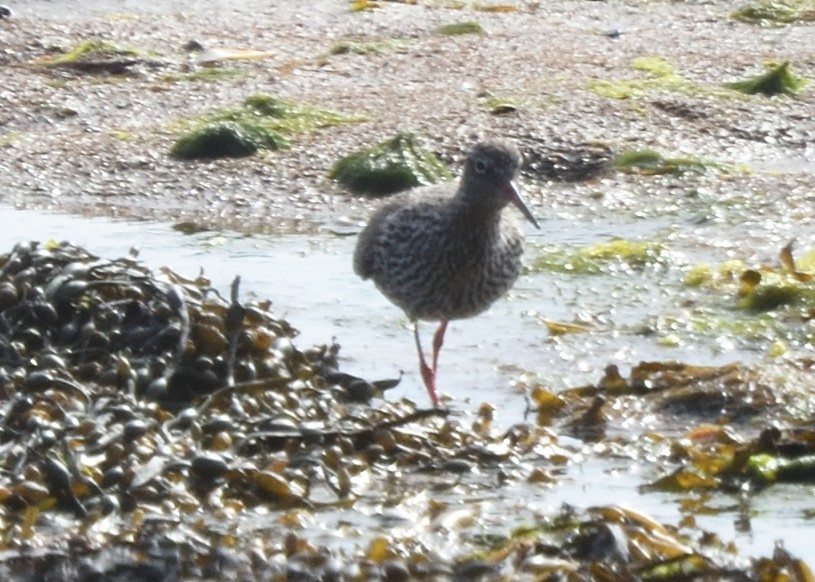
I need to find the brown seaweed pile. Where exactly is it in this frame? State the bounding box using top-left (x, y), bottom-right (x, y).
top-left (0, 241), bottom-right (808, 581)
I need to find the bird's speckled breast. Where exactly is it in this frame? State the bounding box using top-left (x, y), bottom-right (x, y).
top-left (366, 202), bottom-right (524, 322)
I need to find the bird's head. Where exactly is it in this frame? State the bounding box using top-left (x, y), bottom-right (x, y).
top-left (460, 141), bottom-right (539, 229)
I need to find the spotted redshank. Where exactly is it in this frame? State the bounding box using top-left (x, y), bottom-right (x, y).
top-left (353, 140), bottom-right (539, 406)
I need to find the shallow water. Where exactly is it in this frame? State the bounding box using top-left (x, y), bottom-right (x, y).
top-left (0, 205), bottom-right (738, 417)
top-left (0, 204), bottom-right (813, 565)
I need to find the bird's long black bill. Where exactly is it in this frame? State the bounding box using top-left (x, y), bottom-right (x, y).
top-left (505, 182), bottom-right (540, 229)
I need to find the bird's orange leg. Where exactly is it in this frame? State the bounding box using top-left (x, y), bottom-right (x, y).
top-left (413, 322), bottom-right (440, 407)
top-left (431, 320), bottom-right (448, 374)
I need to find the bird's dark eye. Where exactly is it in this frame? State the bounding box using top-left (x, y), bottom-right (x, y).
top-left (474, 159), bottom-right (488, 174)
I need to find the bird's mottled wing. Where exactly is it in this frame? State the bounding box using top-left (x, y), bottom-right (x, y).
top-left (353, 202), bottom-right (403, 280)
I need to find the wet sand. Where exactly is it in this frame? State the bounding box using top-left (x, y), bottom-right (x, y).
top-left (1, 0), bottom-right (813, 234)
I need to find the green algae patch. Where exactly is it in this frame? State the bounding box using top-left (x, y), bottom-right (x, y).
top-left (33, 39), bottom-right (143, 74)
top-left (589, 56), bottom-right (686, 99)
top-left (746, 453), bottom-right (815, 485)
top-left (350, 0), bottom-right (382, 11)
top-left (438, 21), bottom-right (485, 35)
top-left (39, 39), bottom-right (139, 66)
top-left (794, 246), bottom-right (815, 271)
top-left (663, 258), bottom-right (815, 351)
top-left (589, 56), bottom-right (742, 100)
top-left (329, 38), bottom-right (410, 55)
top-left (329, 133), bottom-right (452, 196)
top-left (109, 129), bottom-right (134, 142)
top-left (613, 149), bottom-right (717, 176)
top-left (170, 121), bottom-right (284, 160)
top-left (731, 0), bottom-right (815, 25)
top-left (528, 239), bottom-right (664, 275)
top-left (740, 277), bottom-right (805, 311)
top-left (160, 67), bottom-right (247, 84)
top-left (666, 310), bottom-right (783, 346)
top-left (480, 95), bottom-right (520, 114)
top-left (472, 3), bottom-right (518, 12)
top-left (683, 263), bottom-right (714, 287)
top-left (171, 94), bottom-right (363, 159)
top-left (238, 94), bottom-right (363, 135)
top-left (724, 61), bottom-right (807, 96)
top-left (737, 259), bottom-right (815, 312)
top-left (632, 55), bottom-right (675, 77)
top-left (683, 245), bottom-right (815, 313)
